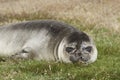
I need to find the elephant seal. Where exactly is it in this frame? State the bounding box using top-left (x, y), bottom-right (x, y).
top-left (0, 20), bottom-right (97, 64)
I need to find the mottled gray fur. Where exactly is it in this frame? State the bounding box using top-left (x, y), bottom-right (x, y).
top-left (0, 20), bottom-right (97, 64)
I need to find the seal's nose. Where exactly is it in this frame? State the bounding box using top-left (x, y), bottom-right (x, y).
top-left (80, 56), bottom-right (88, 62)
top-left (75, 50), bottom-right (81, 56)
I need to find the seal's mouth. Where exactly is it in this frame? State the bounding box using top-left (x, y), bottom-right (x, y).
top-left (69, 55), bottom-right (89, 64)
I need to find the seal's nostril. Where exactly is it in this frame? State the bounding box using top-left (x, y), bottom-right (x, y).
top-left (78, 53), bottom-right (81, 56)
top-left (80, 56), bottom-right (88, 61)
top-left (80, 56), bottom-right (83, 59)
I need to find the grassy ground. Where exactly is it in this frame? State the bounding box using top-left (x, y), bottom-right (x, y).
top-left (0, 0), bottom-right (120, 80)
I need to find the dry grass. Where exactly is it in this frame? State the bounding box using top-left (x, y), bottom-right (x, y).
top-left (0, 0), bottom-right (120, 31)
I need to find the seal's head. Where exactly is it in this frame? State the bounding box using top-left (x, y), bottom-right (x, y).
top-left (58, 31), bottom-right (97, 64)
top-left (65, 41), bottom-right (97, 64)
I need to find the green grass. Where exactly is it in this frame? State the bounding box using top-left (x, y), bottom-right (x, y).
top-left (0, 21), bottom-right (120, 80)
top-left (0, 0), bottom-right (120, 79)
top-left (0, 11), bottom-right (120, 80)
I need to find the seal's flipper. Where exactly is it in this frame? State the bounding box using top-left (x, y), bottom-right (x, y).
top-left (11, 47), bottom-right (36, 60)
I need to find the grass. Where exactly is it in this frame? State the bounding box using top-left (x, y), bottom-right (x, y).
top-left (0, 21), bottom-right (119, 80)
top-left (0, 0), bottom-right (120, 31)
top-left (0, 0), bottom-right (120, 80)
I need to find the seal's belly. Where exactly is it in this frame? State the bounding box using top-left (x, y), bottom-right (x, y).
top-left (0, 29), bottom-right (52, 58)
top-left (22, 30), bottom-right (54, 60)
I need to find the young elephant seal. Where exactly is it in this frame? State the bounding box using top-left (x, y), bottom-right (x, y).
top-left (0, 20), bottom-right (97, 64)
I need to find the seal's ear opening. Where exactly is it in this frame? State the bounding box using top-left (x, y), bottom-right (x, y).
top-left (66, 47), bottom-right (74, 53)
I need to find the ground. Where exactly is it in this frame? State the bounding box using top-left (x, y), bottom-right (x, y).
top-left (0, 0), bottom-right (120, 80)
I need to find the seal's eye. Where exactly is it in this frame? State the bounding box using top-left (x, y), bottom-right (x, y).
top-left (85, 46), bottom-right (92, 52)
top-left (66, 47), bottom-right (74, 53)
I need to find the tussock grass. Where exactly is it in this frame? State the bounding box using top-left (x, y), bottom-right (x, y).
top-left (0, 0), bottom-right (120, 80)
top-left (0, 0), bottom-right (120, 31)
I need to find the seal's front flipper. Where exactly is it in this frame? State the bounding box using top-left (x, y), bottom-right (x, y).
top-left (11, 47), bottom-right (36, 60)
